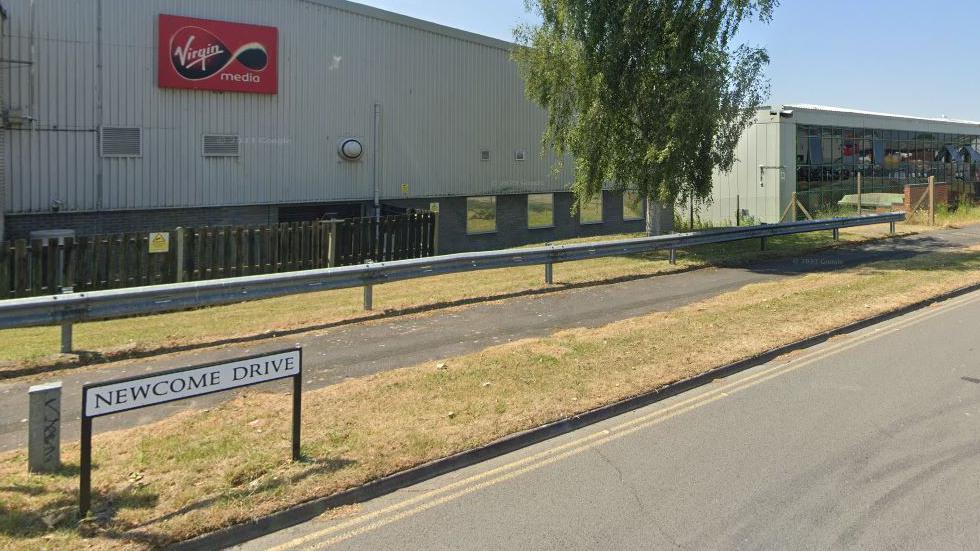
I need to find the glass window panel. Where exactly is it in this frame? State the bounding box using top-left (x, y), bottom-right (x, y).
top-left (580, 194), bottom-right (603, 224)
top-left (527, 193), bottom-right (554, 228)
top-left (466, 196), bottom-right (496, 234)
top-left (623, 192), bottom-right (644, 221)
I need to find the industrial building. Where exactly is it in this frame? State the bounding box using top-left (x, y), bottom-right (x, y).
top-left (0, 0), bottom-right (662, 252)
top-left (702, 105), bottom-right (980, 224)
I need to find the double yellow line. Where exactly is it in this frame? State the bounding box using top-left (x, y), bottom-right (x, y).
top-left (268, 290), bottom-right (980, 551)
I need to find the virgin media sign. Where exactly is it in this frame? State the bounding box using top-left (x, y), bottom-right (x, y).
top-left (158, 14), bottom-right (278, 94)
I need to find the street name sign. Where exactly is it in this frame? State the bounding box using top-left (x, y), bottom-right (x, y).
top-left (78, 348), bottom-right (303, 516)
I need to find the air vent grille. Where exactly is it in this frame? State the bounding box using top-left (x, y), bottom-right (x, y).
top-left (203, 134), bottom-right (241, 157)
top-left (100, 127), bottom-right (142, 158)
top-left (481, 150), bottom-right (491, 162)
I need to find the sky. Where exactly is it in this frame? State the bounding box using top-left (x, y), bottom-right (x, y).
top-left (357, 0), bottom-right (980, 122)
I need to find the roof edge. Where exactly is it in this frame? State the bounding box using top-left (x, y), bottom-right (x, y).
top-left (301, 0), bottom-right (517, 52)
top-left (776, 103), bottom-right (980, 127)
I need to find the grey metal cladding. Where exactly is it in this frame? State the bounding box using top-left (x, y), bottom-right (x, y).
top-left (2, 0), bottom-right (574, 215)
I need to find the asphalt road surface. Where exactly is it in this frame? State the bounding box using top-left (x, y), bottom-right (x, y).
top-left (1, 225), bottom-right (979, 453)
top-left (238, 287), bottom-right (980, 551)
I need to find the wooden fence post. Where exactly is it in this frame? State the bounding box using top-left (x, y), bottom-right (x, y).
top-left (432, 212), bottom-right (440, 256)
top-left (928, 175), bottom-right (935, 226)
top-left (327, 221), bottom-right (337, 268)
top-left (857, 172), bottom-right (862, 216)
top-left (175, 227), bottom-right (186, 283)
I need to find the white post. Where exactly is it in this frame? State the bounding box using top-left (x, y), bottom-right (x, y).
top-left (28, 382), bottom-right (62, 473)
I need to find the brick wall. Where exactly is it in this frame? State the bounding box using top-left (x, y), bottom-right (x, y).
top-left (3, 205), bottom-right (278, 240)
top-left (386, 191), bottom-right (670, 254)
top-left (904, 183), bottom-right (950, 213)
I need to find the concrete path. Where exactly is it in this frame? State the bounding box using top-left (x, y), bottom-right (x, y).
top-left (1, 225), bottom-right (979, 453)
top-left (237, 285), bottom-right (980, 551)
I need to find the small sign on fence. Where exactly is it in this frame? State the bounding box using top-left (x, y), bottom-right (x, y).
top-left (148, 232), bottom-right (170, 254)
top-left (78, 348), bottom-right (303, 516)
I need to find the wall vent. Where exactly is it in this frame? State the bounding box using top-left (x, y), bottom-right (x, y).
top-left (100, 127), bottom-right (142, 158)
top-left (202, 134), bottom-right (241, 157)
top-left (514, 150), bottom-right (526, 162)
top-left (480, 150), bottom-right (491, 162)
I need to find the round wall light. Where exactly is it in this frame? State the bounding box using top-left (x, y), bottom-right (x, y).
top-left (339, 138), bottom-right (363, 161)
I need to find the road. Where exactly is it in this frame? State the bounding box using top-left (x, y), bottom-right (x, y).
top-left (1, 225), bottom-right (979, 453)
top-left (238, 287), bottom-right (980, 551)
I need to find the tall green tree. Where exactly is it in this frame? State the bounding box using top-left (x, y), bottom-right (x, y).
top-left (514, 0), bottom-right (776, 234)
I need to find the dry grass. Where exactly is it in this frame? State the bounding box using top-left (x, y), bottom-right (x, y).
top-left (0, 226), bottom-right (899, 377)
top-left (1, 244), bottom-right (978, 550)
top-left (907, 202), bottom-right (980, 228)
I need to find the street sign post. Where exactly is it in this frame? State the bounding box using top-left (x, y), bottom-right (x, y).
top-left (78, 348), bottom-right (302, 516)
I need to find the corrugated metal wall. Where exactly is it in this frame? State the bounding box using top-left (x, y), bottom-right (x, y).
top-left (701, 111), bottom-right (784, 224)
top-left (1, 0), bottom-right (572, 215)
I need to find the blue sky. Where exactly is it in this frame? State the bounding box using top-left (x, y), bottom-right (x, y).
top-left (357, 0), bottom-right (980, 121)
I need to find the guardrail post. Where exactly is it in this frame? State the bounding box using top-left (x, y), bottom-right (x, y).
top-left (544, 262), bottom-right (553, 284)
top-left (363, 284), bottom-right (373, 311)
top-left (889, 220), bottom-right (896, 234)
top-left (669, 248), bottom-right (676, 265)
top-left (832, 228), bottom-right (839, 241)
top-left (60, 322), bottom-right (73, 354)
top-left (760, 236), bottom-right (767, 251)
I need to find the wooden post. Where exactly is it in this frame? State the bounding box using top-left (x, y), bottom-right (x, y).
top-left (432, 212), bottom-right (440, 256)
top-left (928, 175), bottom-right (935, 226)
top-left (735, 195), bottom-right (740, 226)
top-left (791, 192), bottom-right (798, 222)
top-left (327, 221), bottom-right (337, 268)
top-left (857, 172), bottom-right (862, 217)
top-left (174, 227), bottom-right (186, 283)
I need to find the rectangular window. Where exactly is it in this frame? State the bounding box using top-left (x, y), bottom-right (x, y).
top-left (527, 193), bottom-right (554, 228)
top-left (623, 192), bottom-right (644, 221)
top-left (579, 193), bottom-right (603, 224)
top-left (466, 196), bottom-right (497, 234)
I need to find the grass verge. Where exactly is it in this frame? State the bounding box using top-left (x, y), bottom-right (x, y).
top-left (1, 244), bottom-right (979, 549)
top-left (0, 225), bottom-right (900, 375)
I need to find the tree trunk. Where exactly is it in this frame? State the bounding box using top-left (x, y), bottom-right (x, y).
top-left (645, 195), bottom-right (663, 236)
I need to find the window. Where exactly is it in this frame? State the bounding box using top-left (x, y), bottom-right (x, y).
top-left (100, 127), bottom-right (142, 157)
top-left (480, 150), bottom-right (491, 162)
top-left (527, 193), bottom-right (554, 228)
top-left (623, 192), bottom-right (644, 220)
top-left (514, 150), bottom-right (526, 162)
top-left (579, 193), bottom-right (603, 224)
top-left (203, 134), bottom-right (241, 157)
top-left (466, 196), bottom-right (496, 234)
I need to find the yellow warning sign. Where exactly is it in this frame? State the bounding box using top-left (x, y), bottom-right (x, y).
top-left (401, 183), bottom-right (409, 194)
top-left (148, 232), bottom-right (170, 254)
top-left (429, 201), bottom-right (440, 213)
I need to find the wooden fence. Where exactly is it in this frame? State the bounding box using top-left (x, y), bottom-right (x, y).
top-left (0, 211), bottom-right (438, 299)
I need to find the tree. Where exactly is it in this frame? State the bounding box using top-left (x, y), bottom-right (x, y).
top-left (514, 0), bottom-right (776, 234)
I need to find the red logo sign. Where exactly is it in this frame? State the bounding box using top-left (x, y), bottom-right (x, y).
top-left (158, 14), bottom-right (278, 94)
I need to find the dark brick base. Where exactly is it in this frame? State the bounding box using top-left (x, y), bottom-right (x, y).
top-left (386, 191), bottom-right (671, 254)
top-left (3, 192), bottom-right (672, 253)
top-left (3, 206), bottom-right (278, 239)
